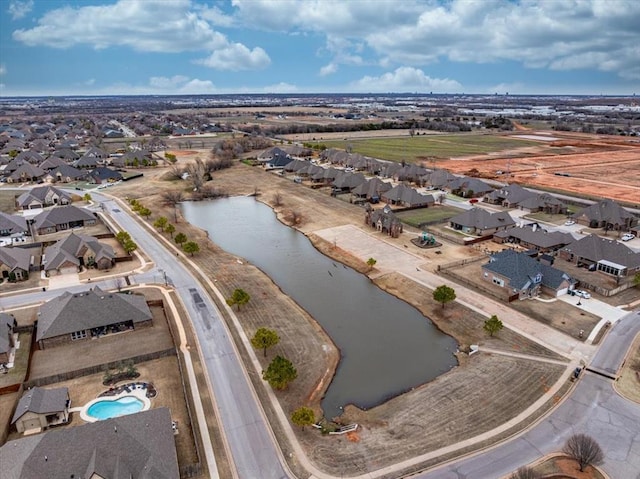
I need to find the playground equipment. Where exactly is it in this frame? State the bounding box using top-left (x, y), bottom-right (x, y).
top-left (420, 232), bottom-right (436, 246)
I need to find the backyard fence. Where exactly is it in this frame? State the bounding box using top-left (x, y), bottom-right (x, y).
top-left (24, 348), bottom-right (176, 388)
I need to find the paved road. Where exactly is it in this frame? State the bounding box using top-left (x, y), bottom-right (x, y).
top-left (93, 194), bottom-right (289, 479)
top-left (418, 312), bottom-right (640, 479)
top-left (589, 310), bottom-right (640, 377)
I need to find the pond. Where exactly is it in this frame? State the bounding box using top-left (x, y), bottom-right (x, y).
top-left (182, 197), bottom-right (458, 419)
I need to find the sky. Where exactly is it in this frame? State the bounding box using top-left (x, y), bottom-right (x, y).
top-left (0, 0), bottom-right (639, 97)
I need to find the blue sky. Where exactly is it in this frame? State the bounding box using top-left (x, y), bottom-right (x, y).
top-left (1, 0), bottom-right (639, 97)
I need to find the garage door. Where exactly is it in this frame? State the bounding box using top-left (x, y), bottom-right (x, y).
top-left (557, 287), bottom-right (568, 296)
top-left (60, 266), bottom-right (77, 275)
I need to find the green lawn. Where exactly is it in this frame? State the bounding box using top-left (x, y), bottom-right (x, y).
top-left (396, 205), bottom-right (463, 228)
top-left (322, 133), bottom-right (540, 163)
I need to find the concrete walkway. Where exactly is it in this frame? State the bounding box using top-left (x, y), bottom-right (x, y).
top-left (315, 224), bottom-right (597, 362)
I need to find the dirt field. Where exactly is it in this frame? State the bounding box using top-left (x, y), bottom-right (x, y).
top-left (615, 333), bottom-right (640, 404)
top-left (110, 160), bottom-right (576, 476)
top-left (443, 139), bottom-right (640, 205)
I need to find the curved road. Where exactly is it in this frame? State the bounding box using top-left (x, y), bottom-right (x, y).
top-left (8, 193), bottom-right (637, 479)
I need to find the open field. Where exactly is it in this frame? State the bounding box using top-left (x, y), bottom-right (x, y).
top-left (321, 133), bottom-right (542, 163)
top-left (615, 333), bottom-right (640, 404)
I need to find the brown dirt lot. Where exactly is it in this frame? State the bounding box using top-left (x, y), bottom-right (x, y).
top-left (444, 141), bottom-right (640, 205)
top-left (615, 333), bottom-right (640, 404)
top-left (109, 161), bottom-right (575, 476)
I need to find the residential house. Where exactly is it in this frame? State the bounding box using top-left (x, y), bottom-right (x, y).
top-left (8, 163), bottom-right (46, 183)
top-left (0, 313), bottom-right (17, 365)
top-left (87, 166), bottom-right (123, 184)
top-left (265, 151), bottom-right (293, 170)
top-left (382, 184), bottom-right (434, 208)
top-left (11, 386), bottom-right (70, 434)
top-left (352, 177), bottom-right (392, 203)
top-left (38, 156), bottom-right (67, 171)
top-left (492, 225), bottom-right (575, 253)
top-left (485, 183), bottom-right (535, 207)
top-left (420, 169), bottom-right (456, 189)
top-left (516, 193), bottom-right (568, 215)
top-left (571, 199), bottom-right (638, 231)
top-left (450, 208), bottom-right (516, 236)
top-left (0, 247), bottom-right (32, 281)
top-left (365, 204), bottom-right (403, 238)
top-left (558, 234), bottom-right (640, 277)
top-left (36, 286), bottom-right (153, 349)
top-left (44, 164), bottom-right (86, 183)
top-left (16, 185), bottom-right (73, 210)
top-left (32, 205), bottom-right (97, 235)
top-left (331, 171), bottom-right (367, 193)
top-left (1, 408), bottom-right (179, 478)
top-left (44, 232), bottom-right (115, 275)
top-left (73, 154), bottom-right (100, 169)
top-left (0, 212), bottom-right (28, 237)
top-left (482, 249), bottom-right (574, 299)
top-left (258, 146), bottom-right (288, 162)
top-left (447, 176), bottom-right (493, 198)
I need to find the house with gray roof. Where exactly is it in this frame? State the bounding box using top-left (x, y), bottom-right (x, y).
top-left (44, 233), bottom-right (115, 276)
top-left (493, 225), bottom-right (575, 253)
top-left (0, 212), bottom-right (28, 237)
top-left (365, 204), bottom-right (403, 238)
top-left (1, 408), bottom-right (179, 478)
top-left (37, 156), bottom-right (66, 171)
top-left (8, 163), bottom-right (46, 183)
top-left (0, 247), bottom-right (32, 281)
top-left (16, 185), bottom-right (73, 210)
top-left (450, 208), bottom-right (516, 236)
top-left (516, 192), bottom-right (568, 215)
top-left (11, 387), bottom-right (70, 434)
top-left (36, 287), bottom-right (153, 349)
top-left (381, 184), bottom-right (434, 208)
top-left (572, 199), bottom-right (637, 231)
top-left (482, 249), bottom-right (574, 299)
top-left (352, 177), bottom-right (392, 202)
top-left (32, 205), bottom-right (96, 235)
top-left (447, 176), bottom-right (493, 198)
top-left (0, 312), bottom-right (17, 365)
top-left (87, 166), bottom-right (123, 184)
top-left (558, 234), bottom-right (640, 277)
top-left (44, 164), bottom-right (86, 183)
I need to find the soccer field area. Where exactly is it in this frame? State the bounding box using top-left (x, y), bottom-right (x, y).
top-left (322, 133), bottom-right (539, 163)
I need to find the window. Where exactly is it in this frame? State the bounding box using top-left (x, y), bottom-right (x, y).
top-left (71, 330), bottom-right (87, 340)
top-left (492, 277), bottom-right (504, 287)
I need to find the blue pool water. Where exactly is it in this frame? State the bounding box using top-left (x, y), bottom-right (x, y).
top-left (86, 396), bottom-right (144, 420)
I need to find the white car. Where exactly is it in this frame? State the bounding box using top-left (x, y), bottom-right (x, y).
top-left (621, 233), bottom-right (635, 241)
top-left (574, 290), bottom-right (591, 299)
top-left (564, 219), bottom-right (576, 226)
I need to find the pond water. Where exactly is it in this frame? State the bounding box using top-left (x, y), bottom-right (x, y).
top-left (182, 197), bottom-right (458, 419)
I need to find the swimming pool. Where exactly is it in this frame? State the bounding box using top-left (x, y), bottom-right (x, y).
top-left (84, 395), bottom-right (146, 421)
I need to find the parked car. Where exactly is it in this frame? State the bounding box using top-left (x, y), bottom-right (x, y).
top-left (469, 198), bottom-right (479, 204)
top-left (564, 219), bottom-right (576, 226)
top-left (621, 233), bottom-right (635, 241)
top-left (574, 289), bottom-right (591, 299)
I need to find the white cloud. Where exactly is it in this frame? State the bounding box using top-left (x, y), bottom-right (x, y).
top-left (12, 0), bottom-right (270, 71)
top-left (349, 67), bottom-right (463, 93)
top-left (149, 75), bottom-right (190, 89)
top-left (231, 0), bottom-right (640, 80)
top-left (0, 64), bottom-right (6, 76)
top-left (319, 63), bottom-right (337, 76)
top-left (84, 78), bottom-right (96, 86)
top-left (195, 43), bottom-right (270, 71)
top-left (263, 82), bottom-right (298, 93)
top-left (178, 79), bottom-right (216, 94)
top-left (8, 0), bottom-right (33, 20)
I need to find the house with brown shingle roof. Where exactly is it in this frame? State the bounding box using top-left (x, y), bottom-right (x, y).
top-left (0, 246), bottom-right (32, 281)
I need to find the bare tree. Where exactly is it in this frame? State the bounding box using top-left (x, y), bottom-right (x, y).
top-left (167, 163), bottom-right (183, 180)
top-left (563, 433), bottom-right (604, 472)
top-left (273, 192), bottom-right (282, 207)
top-left (285, 210), bottom-right (303, 226)
top-left (185, 157), bottom-right (206, 191)
top-left (509, 466), bottom-right (539, 479)
top-left (161, 190), bottom-right (185, 222)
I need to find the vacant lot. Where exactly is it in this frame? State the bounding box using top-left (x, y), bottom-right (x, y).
top-left (615, 333), bottom-right (640, 404)
top-left (322, 133), bottom-right (541, 163)
top-left (396, 204), bottom-right (464, 228)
